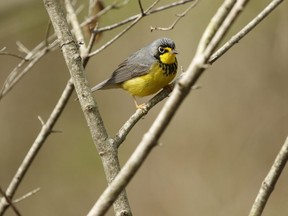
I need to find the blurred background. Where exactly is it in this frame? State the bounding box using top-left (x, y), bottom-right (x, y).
top-left (1, 0), bottom-right (288, 215)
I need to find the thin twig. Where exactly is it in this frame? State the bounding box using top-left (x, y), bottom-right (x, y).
top-left (88, 0), bottom-right (160, 57)
top-left (82, 23), bottom-right (99, 66)
top-left (37, 116), bottom-right (45, 126)
top-left (138, 0), bottom-right (144, 15)
top-left (150, 0), bottom-right (198, 32)
top-left (13, 188), bottom-right (41, 204)
top-left (65, 0), bottom-right (87, 53)
top-left (0, 50), bottom-right (27, 61)
top-left (0, 40), bottom-right (57, 100)
top-left (91, 0), bottom-right (195, 34)
top-left (249, 136), bottom-right (288, 216)
top-left (85, 0), bottom-right (130, 27)
top-left (86, 23), bottom-right (99, 54)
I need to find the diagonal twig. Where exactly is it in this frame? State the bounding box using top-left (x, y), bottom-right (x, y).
top-left (150, 0), bottom-right (199, 32)
top-left (13, 188), bottom-right (40, 204)
top-left (249, 136), bottom-right (288, 216)
top-left (88, 0), bottom-right (160, 57)
top-left (91, 0), bottom-right (195, 34)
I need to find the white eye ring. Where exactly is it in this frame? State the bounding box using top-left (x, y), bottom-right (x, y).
top-left (158, 46), bottom-right (165, 54)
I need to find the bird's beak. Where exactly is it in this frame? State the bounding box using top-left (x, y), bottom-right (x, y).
top-left (171, 49), bottom-right (178, 54)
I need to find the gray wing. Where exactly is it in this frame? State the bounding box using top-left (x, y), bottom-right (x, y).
top-left (92, 47), bottom-right (154, 91)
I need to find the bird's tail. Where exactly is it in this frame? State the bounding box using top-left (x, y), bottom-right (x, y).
top-left (91, 79), bottom-right (119, 92)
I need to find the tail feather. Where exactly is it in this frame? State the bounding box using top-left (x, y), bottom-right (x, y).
top-left (91, 79), bottom-right (120, 92)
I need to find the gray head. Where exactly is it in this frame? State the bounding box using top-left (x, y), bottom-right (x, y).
top-left (148, 38), bottom-right (177, 61)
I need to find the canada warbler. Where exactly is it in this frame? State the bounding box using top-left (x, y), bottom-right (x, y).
top-left (91, 37), bottom-right (178, 108)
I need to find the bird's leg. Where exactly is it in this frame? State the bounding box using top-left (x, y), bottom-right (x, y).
top-left (132, 96), bottom-right (145, 109)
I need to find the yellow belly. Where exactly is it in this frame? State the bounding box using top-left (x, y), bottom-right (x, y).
top-left (121, 63), bottom-right (176, 97)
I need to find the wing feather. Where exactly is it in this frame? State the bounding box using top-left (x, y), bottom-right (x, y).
top-left (92, 47), bottom-right (154, 91)
top-left (92, 42), bottom-right (157, 91)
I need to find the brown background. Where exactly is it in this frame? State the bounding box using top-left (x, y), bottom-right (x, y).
top-left (1, 0), bottom-right (288, 215)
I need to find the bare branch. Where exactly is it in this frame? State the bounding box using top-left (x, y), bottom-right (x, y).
top-left (88, 0), bottom-right (160, 57)
top-left (84, 0), bottom-right (129, 28)
top-left (150, 0), bottom-right (199, 32)
top-left (91, 0), bottom-right (195, 34)
top-left (249, 136), bottom-right (288, 216)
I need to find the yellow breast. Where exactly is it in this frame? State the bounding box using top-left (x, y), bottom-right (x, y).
top-left (121, 62), bottom-right (177, 97)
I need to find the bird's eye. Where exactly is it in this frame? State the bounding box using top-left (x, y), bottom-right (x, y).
top-left (158, 46), bottom-right (165, 54)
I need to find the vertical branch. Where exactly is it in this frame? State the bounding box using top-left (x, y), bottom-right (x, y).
top-left (42, 1), bottom-right (132, 216)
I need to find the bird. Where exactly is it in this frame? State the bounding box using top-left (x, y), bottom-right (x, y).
top-left (91, 37), bottom-right (178, 108)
